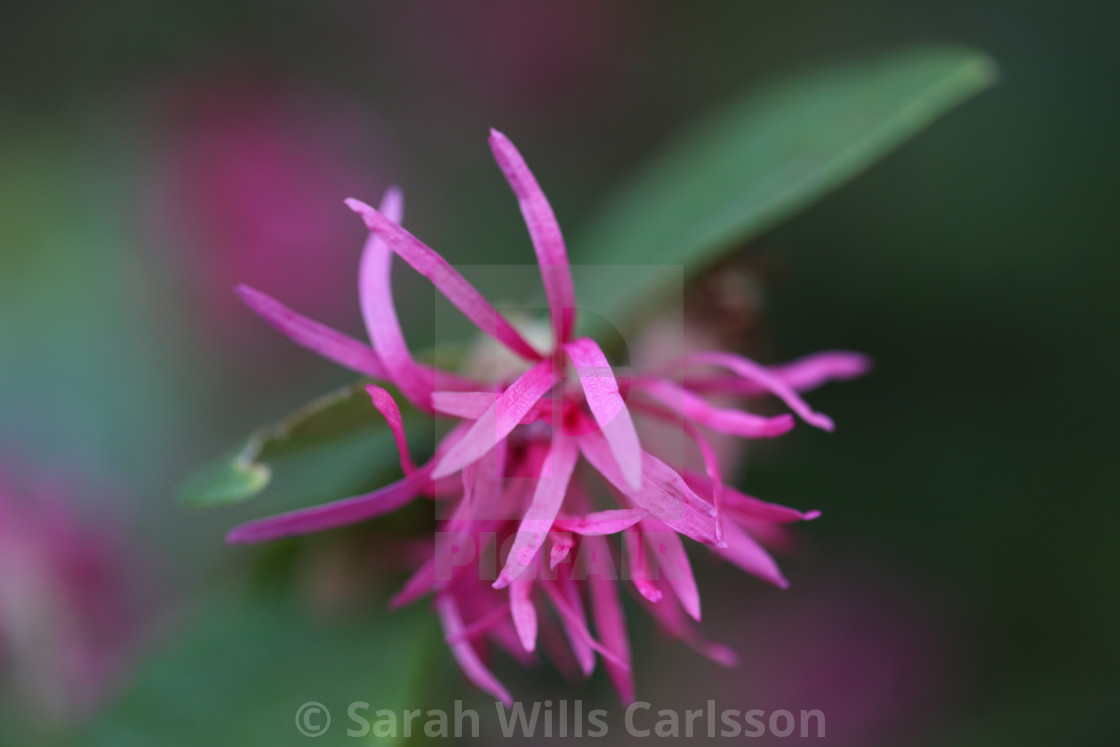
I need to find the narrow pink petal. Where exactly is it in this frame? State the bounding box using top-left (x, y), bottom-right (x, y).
top-left (681, 418), bottom-right (725, 541)
top-left (390, 554), bottom-right (437, 609)
top-left (444, 604), bottom-right (510, 645)
top-left (226, 469), bottom-right (428, 544)
top-left (365, 385), bottom-right (415, 475)
top-left (493, 430), bottom-right (580, 588)
top-left (641, 591), bottom-right (739, 668)
top-left (640, 519), bottom-right (701, 621)
top-left (636, 377), bottom-right (794, 438)
top-left (554, 509), bottom-right (648, 536)
top-left (488, 129), bottom-right (576, 346)
top-left (687, 351), bottom-right (872, 395)
top-left (358, 188), bottom-right (435, 408)
top-left (566, 338), bottom-right (642, 489)
top-left (715, 520), bottom-right (789, 589)
top-left (436, 595), bottom-right (513, 706)
top-left (584, 533), bottom-right (635, 704)
top-left (488, 618), bottom-right (536, 667)
top-left (623, 525), bottom-right (662, 603)
top-left (542, 578), bottom-right (630, 673)
top-left (682, 470), bottom-right (819, 524)
top-left (769, 350), bottom-right (872, 391)
top-left (509, 576), bottom-right (538, 652)
top-left (236, 284), bottom-right (386, 378)
top-left (433, 360), bottom-right (557, 479)
top-left (431, 390), bottom-right (563, 425)
top-left (346, 197), bottom-right (542, 361)
top-left (462, 438), bottom-right (509, 521)
top-left (431, 391), bottom-right (497, 419)
top-left (578, 427), bottom-right (722, 547)
top-left (556, 575), bottom-right (594, 677)
top-left (538, 616), bottom-right (581, 682)
top-left (679, 351), bottom-right (838, 431)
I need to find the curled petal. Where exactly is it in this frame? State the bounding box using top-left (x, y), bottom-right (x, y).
top-left (359, 188), bottom-right (434, 408)
top-left (687, 351), bottom-right (872, 395)
top-left (346, 197), bottom-right (542, 361)
top-left (509, 576), bottom-right (538, 652)
top-left (489, 129), bottom-right (576, 347)
top-left (677, 352), bottom-right (839, 431)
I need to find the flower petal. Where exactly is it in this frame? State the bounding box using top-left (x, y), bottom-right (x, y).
top-left (433, 360), bottom-right (557, 478)
top-left (640, 591), bottom-right (739, 668)
top-left (436, 595), bottom-right (513, 706)
top-left (677, 351), bottom-right (839, 431)
top-left (623, 525), bottom-right (662, 603)
top-left (686, 351), bottom-right (871, 396)
top-left (714, 519), bottom-right (789, 589)
top-left (578, 425), bottom-right (722, 547)
top-left (493, 429), bottom-right (579, 588)
top-left (640, 519), bottom-right (701, 621)
top-left (584, 533), bottom-right (635, 704)
top-left (542, 577), bottom-right (630, 673)
top-left (346, 197), bottom-right (542, 361)
top-left (682, 470), bottom-right (819, 524)
top-left (636, 377), bottom-right (794, 438)
top-left (489, 129), bottom-right (576, 347)
top-left (553, 509), bottom-right (648, 535)
top-left (358, 187), bottom-right (436, 408)
top-left (509, 576), bottom-right (538, 653)
top-left (226, 469), bottom-right (428, 544)
top-left (550, 531), bottom-right (574, 568)
top-left (236, 284), bottom-right (386, 379)
top-left (566, 338), bottom-right (642, 490)
top-left (366, 385), bottom-right (415, 475)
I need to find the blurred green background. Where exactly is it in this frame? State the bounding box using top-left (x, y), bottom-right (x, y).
top-left (1, 1), bottom-right (1117, 745)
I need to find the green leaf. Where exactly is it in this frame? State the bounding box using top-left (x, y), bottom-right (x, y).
top-left (180, 381), bottom-right (412, 509)
top-left (572, 46), bottom-right (996, 334)
top-left (83, 594), bottom-right (439, 747)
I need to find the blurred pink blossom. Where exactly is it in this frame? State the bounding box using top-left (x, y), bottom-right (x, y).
top-left (146, 76), bottom-right (391, 353)
top-left (0, 468), bottom-right (146, 721)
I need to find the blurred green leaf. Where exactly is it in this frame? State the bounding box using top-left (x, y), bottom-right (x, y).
top-left (181, 381), bottom-right (413, 508)
top-left (572, 45), bottom-right (996, 333)
top-left (83, 594), bottom-right (438, 747)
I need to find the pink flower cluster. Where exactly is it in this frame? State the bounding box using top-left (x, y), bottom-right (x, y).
top-left (228, 131), bottom-right (868, 704)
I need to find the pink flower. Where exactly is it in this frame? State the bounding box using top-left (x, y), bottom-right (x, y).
top-left (146, 77), bottom-right (389, 354)
top-left (227, 130), bottom-right (869, 704)
top-left (0, 470), bottom-right (146, 721)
